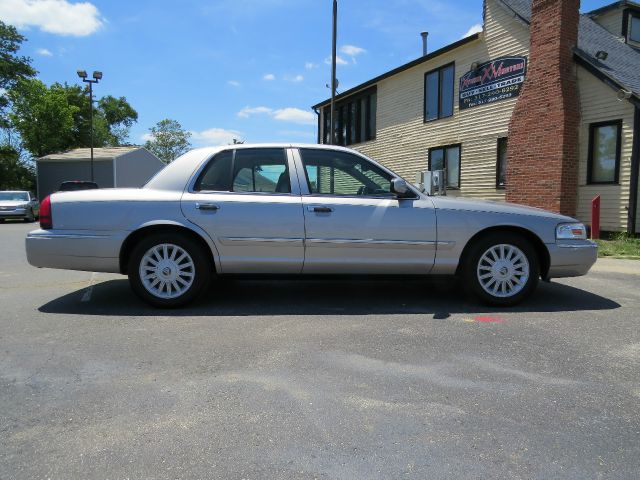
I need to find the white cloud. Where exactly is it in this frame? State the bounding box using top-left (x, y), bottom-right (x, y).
top-left (238, 106), bottom-right (274, 118)
top-left (237, 106), bottom-right (315, 125)
top-left (0, 0), bottom-right (103, 36)
top-left (340, 45), bottom-right (366, 57)
top-left (190, 128), bottom-right (243, 146)
top-left (36, 47), bottom-right (53, 56)
top-left (263, 73), bottom-right (275, 81)
top-left (284, 74), bottom-right (304, 82)
top-left (462, 23), bottom-right (483, 38)
top-left (304, 62), bottom-right (317, 70)
top-left (227, 80), bottom-right (241, 87)
top-left (272, 108), bottom-right (315, 125)
top-left (324, 55), bottom-right (348, 66)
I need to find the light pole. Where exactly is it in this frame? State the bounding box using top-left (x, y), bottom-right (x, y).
top-left (76, 69), bottom-right (102, 183)
top-left (329, 0), bottom-right (337, 145)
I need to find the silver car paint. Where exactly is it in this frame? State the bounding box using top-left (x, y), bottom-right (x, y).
top-left (25, 143), bottom-right (597, 279)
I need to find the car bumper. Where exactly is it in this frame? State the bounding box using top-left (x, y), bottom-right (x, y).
top-left (546, 240), bottom-right (598, 278)
top-left (25, 229), bottom-right (122, 273)
top-left (0, 208), bottom-right (28, 219)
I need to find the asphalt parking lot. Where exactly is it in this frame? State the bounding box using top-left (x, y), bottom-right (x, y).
top-left (1, 221), bottom-right (639, 479)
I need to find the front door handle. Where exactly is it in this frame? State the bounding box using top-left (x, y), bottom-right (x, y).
top-left (195, 203), bottom-right (220, 211)
top-left (308, 205), bottom-right (334, 213)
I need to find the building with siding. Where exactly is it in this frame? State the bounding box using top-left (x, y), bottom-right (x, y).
top-left (37, 147), bottom-right (164, 199)
top-left (312, 0), bottom-right (640, 234)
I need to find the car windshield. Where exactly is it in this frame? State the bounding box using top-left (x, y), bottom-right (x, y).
top-left (0, 192), bottom-right (29, 201)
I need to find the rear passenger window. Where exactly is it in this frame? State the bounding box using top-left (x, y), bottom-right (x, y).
top-left (194, 151), bottom-right (233, 191)
top-left (232, 149), bottom-right (290, 194)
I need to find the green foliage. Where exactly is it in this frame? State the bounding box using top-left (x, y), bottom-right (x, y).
top-left (144, 119), bottom-right (191, 163)
top-left (0, 145), bottom-right (35, 191)
top-left (0, 20), bottom-right (36, 124)
top-left (8, 79), bottom-right (78, 158)
top-left (596, 233), bottom-right (640, 259)
top-left (6, 78), bottom-right (139, 158)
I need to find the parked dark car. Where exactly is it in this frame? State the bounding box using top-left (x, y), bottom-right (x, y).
top-left (58, 181), bottom-right (99, 192)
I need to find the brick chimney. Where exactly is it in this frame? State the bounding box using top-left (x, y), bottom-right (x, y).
top-left (506, 0), bottom-right (580, 216)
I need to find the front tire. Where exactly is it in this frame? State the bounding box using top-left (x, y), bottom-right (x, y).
top-left (24, 209), bottom-right (35, 223)
top-left (463, 232), bottom-right (539, 306)
top-left (128, 233), bottom-right (212, 308)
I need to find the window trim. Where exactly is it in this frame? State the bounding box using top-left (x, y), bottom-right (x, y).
top-left (428, 143), bottom-right (462, 189)
top-left (587, 119), bottom-right (622, 185)
top-left (424, 62), bottom-right (455, 123)
top-left (496, 137), bottom-right (508, 190)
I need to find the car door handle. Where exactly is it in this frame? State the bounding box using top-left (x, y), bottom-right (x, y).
top-left (308, 205), bottom-right (334, 213)
top-left (195, 203), bottom-right (220, 211)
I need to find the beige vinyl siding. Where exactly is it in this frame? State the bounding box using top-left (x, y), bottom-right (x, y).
top-left (351, 0), bottom-right (530, 201)
top-left (576, 65), bottom-right (635, 231)
top-left (591, 10), bottom-right (624, 38)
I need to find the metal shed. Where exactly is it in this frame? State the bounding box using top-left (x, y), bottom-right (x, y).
top-left (37, 147), bottom-right (164, 199)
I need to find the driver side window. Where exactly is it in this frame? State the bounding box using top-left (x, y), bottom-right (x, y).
top-left (299, 149), bottom-right (393, 197)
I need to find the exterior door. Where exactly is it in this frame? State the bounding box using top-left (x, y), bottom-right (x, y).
top-left (293, 148), bottom-right (438, 274)
top-left (181, 147), bottom-right (305, 273)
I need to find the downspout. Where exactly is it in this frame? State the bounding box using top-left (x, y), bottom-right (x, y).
top-left (628, 105), bottom-right (640, 235)
top-left (313, 107), bottom-right (320, 144)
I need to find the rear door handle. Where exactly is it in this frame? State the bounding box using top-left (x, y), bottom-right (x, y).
top-left (195, 203), bottom-right (220, 211)
top-left (308, 205), bottom-right (334, 213)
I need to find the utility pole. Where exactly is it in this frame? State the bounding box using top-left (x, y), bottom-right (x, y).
top-left (329, 0), bottom-right (337, 145)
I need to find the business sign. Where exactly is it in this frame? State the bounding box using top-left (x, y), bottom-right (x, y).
top-left (459, 56), bottom-right (527, 110)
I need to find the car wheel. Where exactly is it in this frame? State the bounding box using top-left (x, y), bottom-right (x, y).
top-left (463, 232), bottom-right (539, 306)
top-left (24, 209), bottom-right (35, 223)
top-left (128, 233), bottom-right (212, 308)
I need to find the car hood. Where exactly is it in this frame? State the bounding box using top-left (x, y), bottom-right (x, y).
top-left (0, 200), bottom-right (29, 207)
top-left (429, 196), bottom-right (577, 222)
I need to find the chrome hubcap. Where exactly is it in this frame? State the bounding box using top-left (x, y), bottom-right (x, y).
top-left (139, 243), bottom-right (195, 299)
top-left (477, 244), bottom-right (529, 298)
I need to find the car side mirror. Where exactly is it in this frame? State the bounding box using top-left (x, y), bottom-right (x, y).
top-left (391, 178), bottom-right (411, 197)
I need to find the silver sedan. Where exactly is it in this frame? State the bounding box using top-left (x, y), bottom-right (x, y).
top-left (0, 190), bottom-right (39, 222)
top-left (26, 144), bottom-right (597, 308)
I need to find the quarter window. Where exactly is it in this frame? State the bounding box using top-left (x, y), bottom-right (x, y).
top-left (299, 148), bottom-right (394, 197)
top-left (497, 137), bottom-right (508, 188)
top-left (424, 63), bottom-right (455, 121)
top-left (588, 121), bottom-right (621, 184)
top-left (429, 144), bottom-right (461, 189)
top-left (194, 150), bottom-right (233, 191)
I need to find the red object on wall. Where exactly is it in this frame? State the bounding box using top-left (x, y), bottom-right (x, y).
top-left (591, 195), bottom-right (601, 239)
top-left (506, 0), bottom-right (581, 217)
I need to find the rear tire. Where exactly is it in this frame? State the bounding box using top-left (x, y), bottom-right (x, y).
top-left (128, 233), bottom-right (212, 308)
top-left (462, 232), bottom-right (539, 306)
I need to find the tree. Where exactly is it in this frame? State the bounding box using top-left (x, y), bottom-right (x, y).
top-left (98, 95), bottom-right (138, 145)
top-left (0, 20), bottom-right (36, 124)
top-left (144, 119), bottom-right (191, 163)
top-left (0, 145), bottom-right (35, 191)
top-left (8, 79), bottom-right (78, 158)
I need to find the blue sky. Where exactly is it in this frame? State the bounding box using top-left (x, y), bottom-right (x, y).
top-left (2, 0), bottom-right (612, 147)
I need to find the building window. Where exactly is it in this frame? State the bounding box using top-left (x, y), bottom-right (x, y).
top-left (496, 137), bottom-right (508, 189)
top-left (321, 87), bottom-right (377, 146)
top-left (626, 11), bottom-right (640, 45)
top-left (424, 63), bottom-right (455, 122)
top-left (587, 120), bottom-right (622, 184)
top-left (429, 144), bottom-right (461, 188)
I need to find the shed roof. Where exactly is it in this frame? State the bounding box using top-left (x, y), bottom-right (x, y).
top-left (39, 146), bottom-right (142, 162)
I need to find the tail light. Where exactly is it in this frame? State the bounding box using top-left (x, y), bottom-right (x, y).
top-left (40, 195), bottom-right (52, 229)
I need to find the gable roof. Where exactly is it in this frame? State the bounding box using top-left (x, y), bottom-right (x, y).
top-left (39, 146), bottom-right (143, 162)
top-left (497, 0), bottom-right (640, 104)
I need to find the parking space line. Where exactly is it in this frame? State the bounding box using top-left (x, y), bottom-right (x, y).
top-left (80, 272), bottom-right (98, 302)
